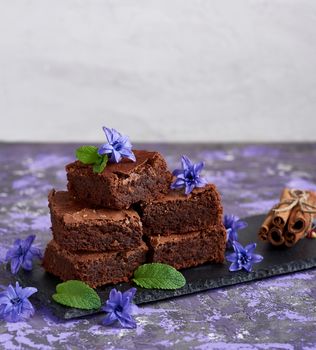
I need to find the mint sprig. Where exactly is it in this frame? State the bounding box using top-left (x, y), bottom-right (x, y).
top-left (133, 263), bottom-right (186, 290)
top-left (52, 280), bottom-right (101, 310)
top-left (75, 146), bottom-right (108, 174)
top-left (92, 155), bottom-right (108, 173)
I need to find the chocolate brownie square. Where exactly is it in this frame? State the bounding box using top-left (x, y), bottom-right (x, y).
top-left (140, 184), bottom-right (223, 235)
top-left (148, 224), bottom-right (226, 270)
top-left (42, 240), bottom-right (148, 288)
top-left (48, 190), bottom-right (143, 252)
top-left (66, 150), bottom-right (172, 209)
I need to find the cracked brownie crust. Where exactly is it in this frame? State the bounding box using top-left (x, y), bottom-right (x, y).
top-left (66, 150), bottom-right (172, 209)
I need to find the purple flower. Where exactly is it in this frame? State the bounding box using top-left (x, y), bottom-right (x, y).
top-left (5, 235), bottom-right (43, 275)
top-left (101, 288), bottom-right (137, 329)
top-left (223, 214), bottom-right (248, 248)
top-left (171, 155), bottom-right (207, 195)
top-left (0, 282), bottom-right (37, 322)
top-left (98, 127), bottom-right (136, 164)
top-left (226, 241), bottom-right (263, 272)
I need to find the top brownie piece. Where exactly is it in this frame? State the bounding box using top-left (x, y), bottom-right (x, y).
top-left (139, 184), bottom-right (223, 235)
top-left (66, 150), bottom-right (172, 209)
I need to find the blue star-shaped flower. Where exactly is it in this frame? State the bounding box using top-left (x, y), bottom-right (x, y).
top-left (98, 127), bottom-right (136, 164)
top-left (223, 214), bottom-right (248, 248)
top-left (0, 282), bottom-right (37, 322)
top-left (226, 241), bottom-right (263, 272)
top-left (101, 288), bottom-right (138, 329)
top-left (5, 235), bottom-right (43, 275)
top-left (171, 155), bottom-right (207, 195)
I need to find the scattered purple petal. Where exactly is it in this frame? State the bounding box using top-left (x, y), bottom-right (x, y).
top-left (101, 288), bottom-right (138, 329)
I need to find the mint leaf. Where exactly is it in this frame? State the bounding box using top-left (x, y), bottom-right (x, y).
top-left (76, 146), bottom-right (100, 164)
top-left (133, 263), bottom-right (186, 290)
top-left (52, 280), bottom-right (101, 310)
top-left (93, 155), bottom-right (108, 174)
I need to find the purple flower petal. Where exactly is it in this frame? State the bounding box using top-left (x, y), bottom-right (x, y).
top-left (20, 286), bottom-right (37, 299)
top-left (6, 247), bottom-right (19, 261)
top-left (101, 287), bottom-right (137, 329)
top-left (0, 282), bottom-right (37, 322)
top-left (224, 215), bottom-right (248, 248)
top-left (171, 155), bottom-right (207, 195)
top-left (185, 183), bottom-right (195, 195)
top-left (102, 301), bottom-right (117, 313)
top-left (227, 229), bottom-right (238, 244)
top-left (193, 161), bottom-right (204, 174)
top-left (172, 169), bottom-right (183, 176)
top-left (229, 262), bottom-right (242, 272)
top-left (99, 127), bottom-right (135, 164)
top-left (21, 258), bottom-right (33, 271)
top-left (227, 241), bottom-right (263, 273)
top-left (111, 149), bottom-right (123, 163)
top-left (118, 135), bottom-right (131, 148)
top-left (103, 127), bottom-right (117, 144)
top-left (0, 295), bottom-right (10, 304)
top-left (235, 221), bottom-right (248, 230)
top-left (120, 148), bottom-right (136, 162)
top-left (109, 289), bottom-right (122, 305)
top-left (23, 235), bottom-right (36, 252)
top-left (232, 241), bottom-right (244, 253)
top-left (243, 262), bottom-right (253, 272)
top-left (6, 235), bottom-right (42, 275)
top-left (29, 247), bottom-right (43, 259)
top-left (6, 285), bottom-right (18, 300)
top-left (102, 312), bottom-right (117, 326)
top-left (181, 155), bottom-right (192, 169)
top-left (196, 177), bottom-right (208, 187)
top-left (117, 313), bottom-right (137, 329)
top-left (126, 288), bottom-right (137, 299)
top-left (170, 178), bottom-right (185, 190)
top-left (245, 243), bottom-right (257, 254)
top-left (10, 257), bottom-right (22, 275)
top-left (251, 254), bottom-right (264, 263)
top-left (225, 252), bottom-right (237, 263)
top-left (98, 143), bottom-right (113, 156)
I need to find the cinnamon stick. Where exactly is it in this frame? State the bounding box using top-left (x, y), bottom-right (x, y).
top-left (286, 190), bottom-right (316, 246)
top-left (267, 226), bottom-right (285, 246)
top-left (287, 204), bottom-right (311, 234)
top-left (284, 230), bottom-right (296, 247)
top-left (272, 188), bottom-right (293, 228)
top-left (258, 210), bottom-right (274, 241)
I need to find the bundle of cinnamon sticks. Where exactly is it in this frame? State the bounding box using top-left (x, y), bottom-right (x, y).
top-left (258, 188), bottom-right (316, 247)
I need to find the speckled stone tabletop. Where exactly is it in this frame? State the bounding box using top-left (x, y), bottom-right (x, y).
top-left (0, 143), bottom-right (316, 350)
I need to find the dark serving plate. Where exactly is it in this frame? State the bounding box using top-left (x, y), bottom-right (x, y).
top-left (17, 215), bottom-right (316, 319)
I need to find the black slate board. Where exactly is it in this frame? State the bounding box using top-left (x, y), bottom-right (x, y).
top-left (17, 215), bottom-right (316, 320)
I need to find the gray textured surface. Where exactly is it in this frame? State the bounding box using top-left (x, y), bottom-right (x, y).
top-left (1, 1), bottom-right (316, 142)
top-left (0, 143), bottom-right (316, 349)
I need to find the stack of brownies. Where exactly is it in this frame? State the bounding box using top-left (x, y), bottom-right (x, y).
top-left (43, 150), bottom-right (226, 288)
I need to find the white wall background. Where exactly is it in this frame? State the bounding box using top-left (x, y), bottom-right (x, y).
top-left (1, 0), bottom-right (316, 142)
